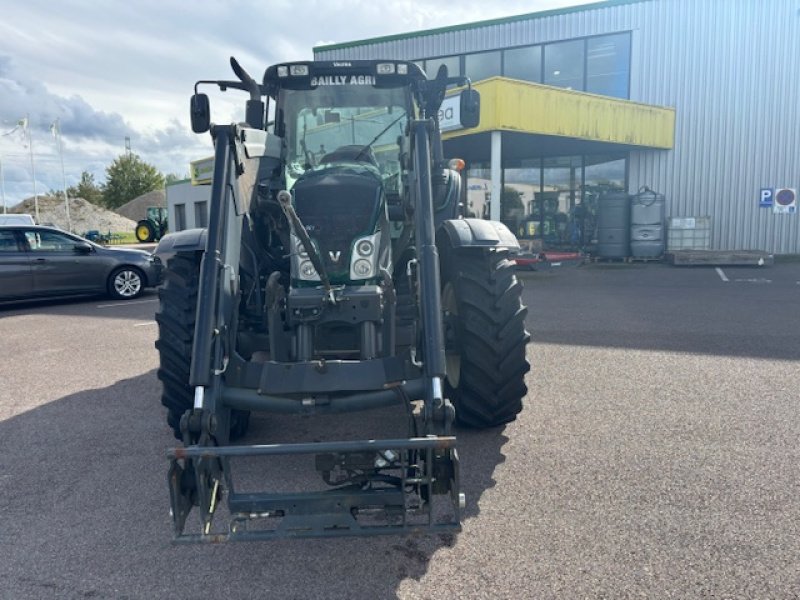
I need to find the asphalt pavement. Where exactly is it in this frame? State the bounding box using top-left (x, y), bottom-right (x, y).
top-left (0, 261), bottom-right (798, 599)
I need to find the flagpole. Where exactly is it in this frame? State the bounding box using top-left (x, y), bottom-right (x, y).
top-left (26, 113), bottom-right (39, 223)
top-left (53, 119), bottom-right (71, 232)
top-left (0, 157), bottom-right (6, 214)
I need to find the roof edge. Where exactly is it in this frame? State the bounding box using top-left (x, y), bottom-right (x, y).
top-left (313, 0), bottom-right (650, 54)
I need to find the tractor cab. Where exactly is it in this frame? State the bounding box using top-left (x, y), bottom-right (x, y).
top-left (259, 61), bottom-right (479, 288)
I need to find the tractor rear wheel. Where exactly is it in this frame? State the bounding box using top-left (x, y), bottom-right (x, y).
top-left (441, 247), bottom-right (530, 428)
top-left (136, 220), bottom-right (155, 243)
top-left (155, 252), bottom-right (250, 440)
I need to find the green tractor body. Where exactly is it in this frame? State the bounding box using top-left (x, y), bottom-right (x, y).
top-left (136, 206), bottom-right (168, 242)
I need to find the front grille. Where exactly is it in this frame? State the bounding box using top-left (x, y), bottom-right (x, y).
top-left (293, 168), bottom-right (383, 279)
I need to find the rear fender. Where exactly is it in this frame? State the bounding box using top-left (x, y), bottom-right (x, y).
top-left (154, 228), bottom-right (207, 263)
top-left (436, 218), bottom-right (520, 252)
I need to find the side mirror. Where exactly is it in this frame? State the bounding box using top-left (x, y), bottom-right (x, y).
top-left (74, 242), bottom-right (92, 254)
top-left (190, 94), bottom-right (211, 133)
top-left (460, 89), bottom-right (480, 129)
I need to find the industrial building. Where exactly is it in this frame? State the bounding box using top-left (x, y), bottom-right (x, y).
top-left (314, 0), bottom-right (800, 254)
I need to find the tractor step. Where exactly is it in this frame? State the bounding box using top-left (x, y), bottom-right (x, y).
top-left (167, 436), bottom-right (462, 542)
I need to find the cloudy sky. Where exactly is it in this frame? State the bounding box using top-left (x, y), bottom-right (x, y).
top-left (0, 0), bottom-right (584, 208)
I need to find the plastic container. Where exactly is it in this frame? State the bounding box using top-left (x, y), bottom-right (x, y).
top-left (596, 192), bottom-right (631, 258)
top-left (667, 216), bottom-right (712, 250)
top-left (631, 224), bottom-right (663, 241)
top-left (631, 191), bottom-right (666, 225)
top-left (631, 240), bottom-right (665, 257)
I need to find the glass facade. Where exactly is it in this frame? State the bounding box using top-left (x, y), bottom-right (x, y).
top-left (464, 50), bottom-right (501, 83)
top-left (544, 40), bottom-right (585, 91)
top-left (420, 32), bottom-right (632, 251)
top-left (416, 31), bottom-right (631, 99)
top-left (587, 34), bottom-right (631, 97)
top-left (467, 154), bottom-right (627, 251)
top-left (503, 45), bottom-right (542, 83)
top-left (423, 55), bottom-right (460, 79)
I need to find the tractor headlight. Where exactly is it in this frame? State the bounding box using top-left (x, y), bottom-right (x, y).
top-left (292, 234), bottom-right (309, 258)
top-left (350, 232), bottom-right (381, 280)
top-left (352, 259), bottom-right (372, 278)
top-left (299, 260), bottom-right (319, 280)
top-left (356, 239), bottom-right (374, 257)
top-left (292, 234), bottom-right (320, 281)
top-left (290, 64), bottom-right (309, 76)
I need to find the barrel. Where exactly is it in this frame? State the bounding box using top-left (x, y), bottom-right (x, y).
top-left (596, 192), bottom-right (631, 258)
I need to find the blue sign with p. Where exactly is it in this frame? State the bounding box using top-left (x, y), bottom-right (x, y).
top-left (760, 188), bottom-right (774, 207)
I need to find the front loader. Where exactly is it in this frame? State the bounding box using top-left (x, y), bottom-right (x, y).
top-left (155, 58), bottom-right (530, 541)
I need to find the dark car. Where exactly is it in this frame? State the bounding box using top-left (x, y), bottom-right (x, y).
top-left (0, 225), bottom-right (162, 302)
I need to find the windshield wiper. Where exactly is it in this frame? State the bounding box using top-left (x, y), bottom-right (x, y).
top-left (355, 112), bottom-right (407, 162)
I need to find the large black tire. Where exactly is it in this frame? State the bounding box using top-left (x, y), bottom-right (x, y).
top-left (154, 252), bottom-right (250, 440)
top-left (136, 220), bottom-right (155, 243)
top-left (441, 247), bottom-right (530, 428)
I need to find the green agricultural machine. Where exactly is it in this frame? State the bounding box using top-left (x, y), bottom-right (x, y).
top-left (155, 57), bottom-right (530, 541)
top-left (136, 206), bottom-right (168, 242)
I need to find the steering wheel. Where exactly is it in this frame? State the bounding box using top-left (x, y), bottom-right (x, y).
top-left (320, 145), bottom-right (379, 167)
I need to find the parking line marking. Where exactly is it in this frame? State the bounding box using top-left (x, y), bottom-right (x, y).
top-left (715, 268), bottom-right (729, 282)
top-left (96, 299), bottom-right (158, 309)
top-left (134, 321), bottom-right (157, 327)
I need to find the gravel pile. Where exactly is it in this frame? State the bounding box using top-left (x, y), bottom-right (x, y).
top-left (10, 196), bottom-right (137, 235)
top-left (115, 190), bottom-right (166, 222)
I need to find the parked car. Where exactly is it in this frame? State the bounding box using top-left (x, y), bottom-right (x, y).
top-left (0, 213), bottom-right (35, 226)
top-left (0, 225), bottom-right (162, 302)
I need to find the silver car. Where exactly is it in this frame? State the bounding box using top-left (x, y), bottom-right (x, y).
top-left (0, 225), bottom-right (162, 301)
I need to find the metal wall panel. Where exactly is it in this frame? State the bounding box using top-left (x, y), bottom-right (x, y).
top-left (316, 0), bottom-right (800, 253)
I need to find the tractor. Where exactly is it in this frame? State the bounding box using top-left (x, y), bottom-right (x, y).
top-left (155, 57), bottom-right (530, 542)
top-left (136, 206), bottom-right (168, 242)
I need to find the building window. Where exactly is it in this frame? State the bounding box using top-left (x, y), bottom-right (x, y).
top-left (194, 201), bottom-right (208, 228)
top-left (424, 55), bottom-right (460, 79)
top-left (465, 50), bottom-right (501, 83)
top-left (544, 39), bottom-right (585, 91)
top-left (584, 155), bottom-right (627, 193)
top-left (586, 33), bottom-right (631, 98)
top-left (503, 45), bottom-right (542, 83)
top-left (174, 203), bottom-right (186, 231)
top-left (417, 32), bottom-right (631, 98)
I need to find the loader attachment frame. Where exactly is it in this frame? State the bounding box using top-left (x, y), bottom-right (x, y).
top-left (168, 436), bottom-right (461, 541)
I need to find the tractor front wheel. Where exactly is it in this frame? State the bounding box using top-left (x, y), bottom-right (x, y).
top-left (155, 252), bottom-right (250, 440)
top-left (441, 247), bottom-right (530, 428)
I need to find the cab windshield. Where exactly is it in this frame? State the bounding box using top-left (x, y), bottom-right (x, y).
top-left (281, 85), bottom-right (410, 187)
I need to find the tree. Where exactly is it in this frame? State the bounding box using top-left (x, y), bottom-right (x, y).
top-left (103, 154), bottom-right (164, 209)
top-left (67, 171), bottom-right (104, 206)
top-left (164, 172), bottom-right (187, 186)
